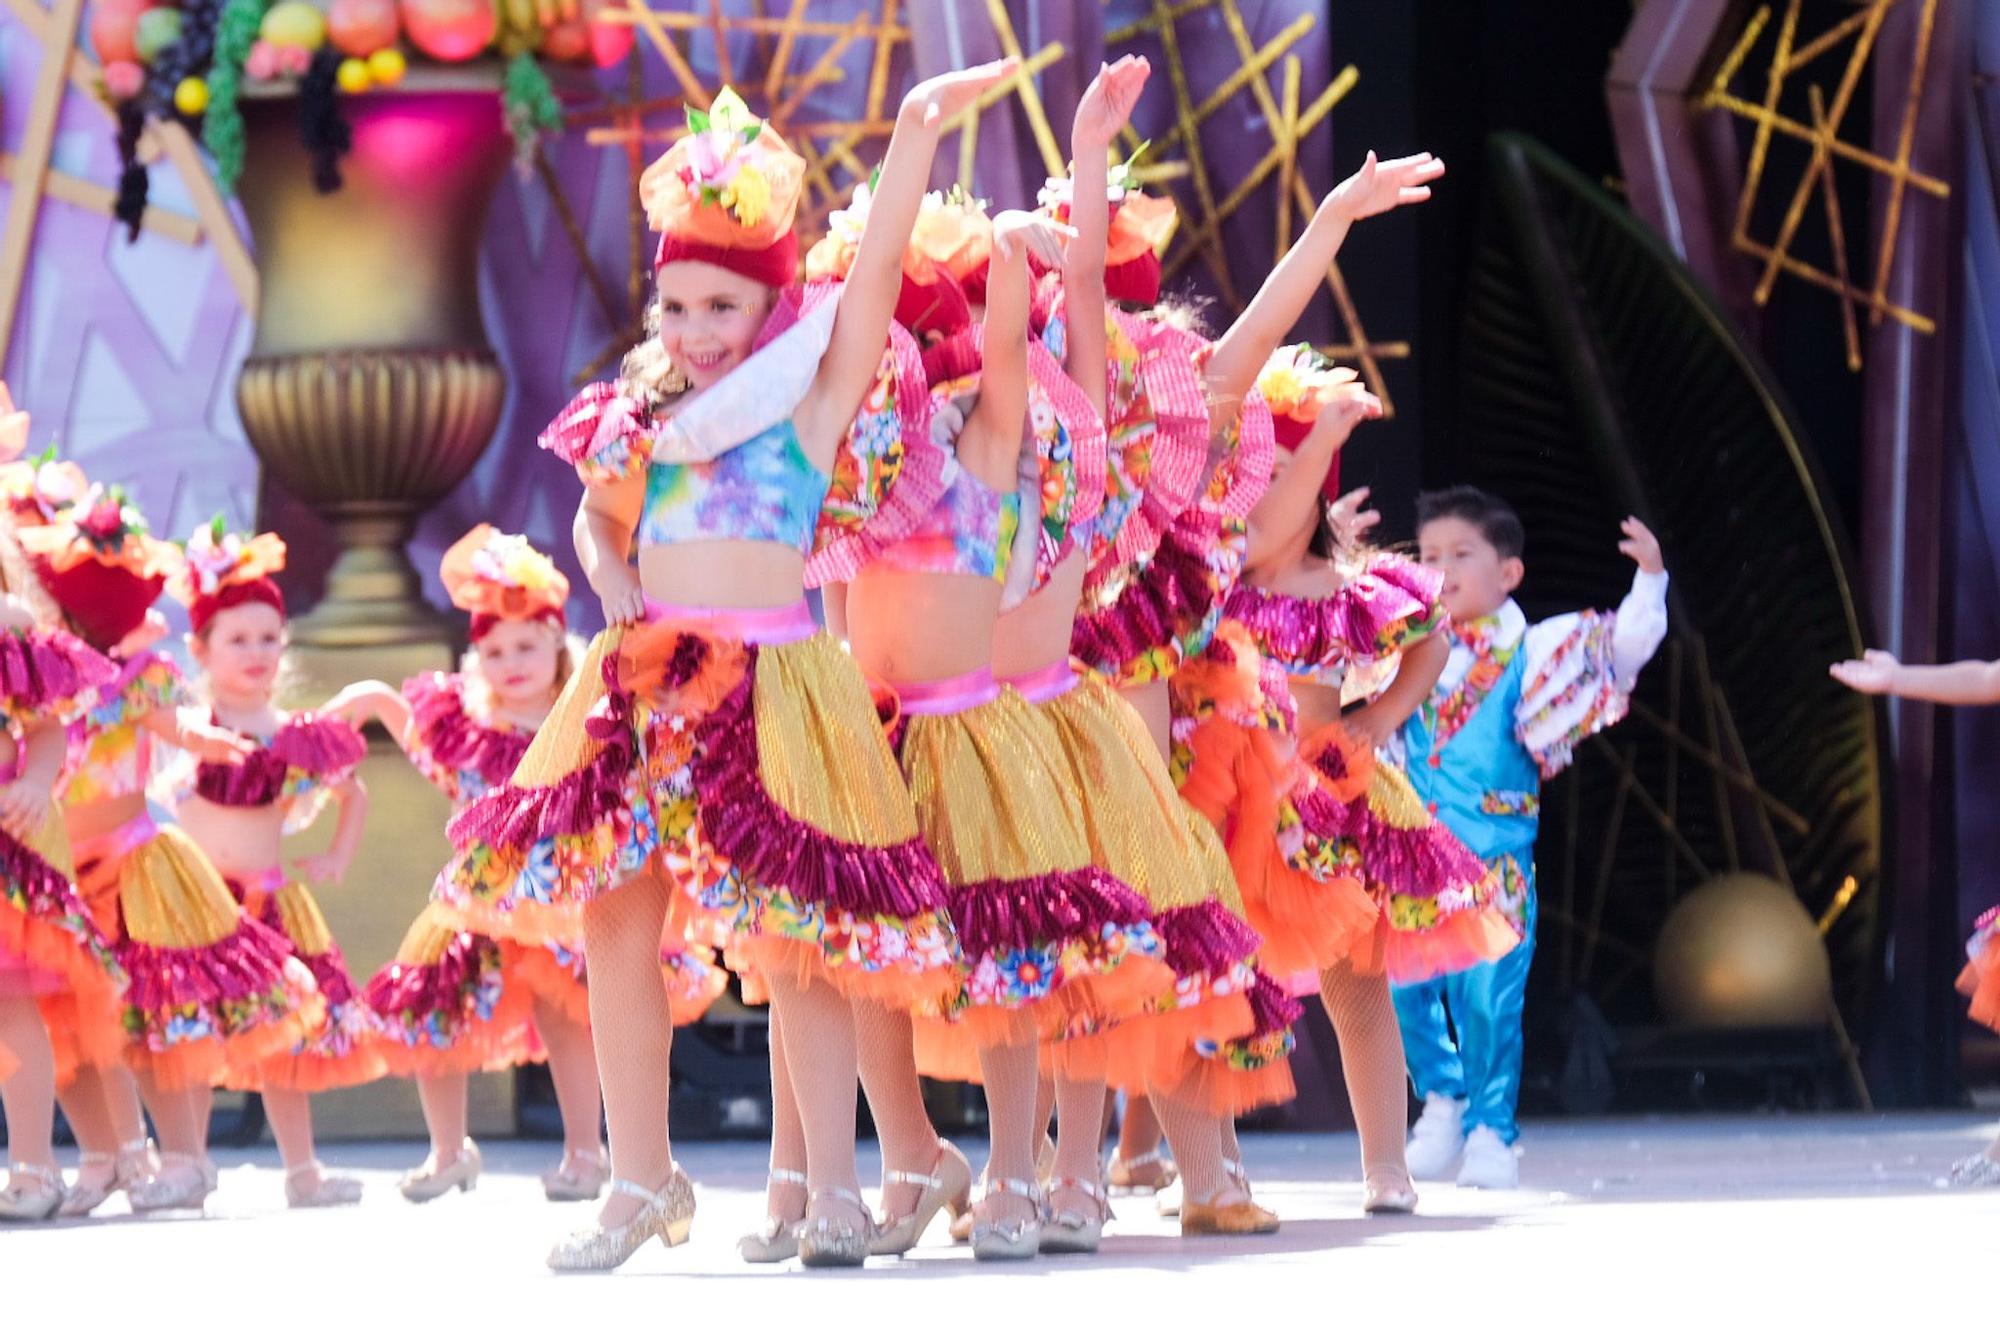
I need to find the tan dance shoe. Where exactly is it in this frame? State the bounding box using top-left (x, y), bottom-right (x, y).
top-left (738, 1167), bottom-right (806, 1263)
top-left (1180, 1191), bottom-right (1280, 1236)
top-left (798, 1186), bottom-right (876, 1268)
top-left (541, 1146), bottom-right (609, 1202)
top-left (399, 1141), bottom-right (482, 1202)
top-left (1039, 1176), bottom-right (1110, 1254)
top-left (286, 1159), bottom-right (364, 1209)
top-left (0, 1162), bottom-right (65, 1222)
top-left (129, 1151), bottom-right (215, 1214)
top-left (1108, 1147), bottom-right (1178, 1195)
top-left (970, 1177), bottom-right (1043, 1262)
top-left (1363, 1167), bottom-right (1418, 1215)
top-left (871, 1140), bottom-right (972, 1256)
top-left (547, 1169), bottom-right (696, 1272)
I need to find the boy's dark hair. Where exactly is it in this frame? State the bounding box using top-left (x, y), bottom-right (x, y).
top-left (1416, 485), bottom-right (1525, 561)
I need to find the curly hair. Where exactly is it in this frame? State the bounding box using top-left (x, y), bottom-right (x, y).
top-left (616, 301), bottom-right (690, 407)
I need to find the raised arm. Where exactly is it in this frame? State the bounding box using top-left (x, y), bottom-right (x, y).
top-left (959, 212), bottom-right (1065, 487)
top-left (1831, 652), bottom-right (2000, 705)
top-left (574, 475), bottom-right (647, 627)
top-left (141, 706), bottom-right (257, 765)
top-left (1064, 56), bottom-right (1150, 421)
top-left (318, 680), bottom-right (415, 749)
top-left (1245, 383), bottom-right (1379, 568)
top-left (798, 60), bottom-right (1015, 453)
top-left (1204, 152), bottom-right (1443, 435)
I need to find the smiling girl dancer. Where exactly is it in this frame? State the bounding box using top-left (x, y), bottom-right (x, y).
top-left (441, 70), bottom-right (1014, 1270)
top-left (160, 523), bottom-right (383, 1207)
top-left (22, 488), bottom-right (317, 1214)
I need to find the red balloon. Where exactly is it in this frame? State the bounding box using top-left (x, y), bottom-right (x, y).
top-left (89, 0), bottom-right (153, 66)
top-left (583, 0), bottom-right (632, 67)
top-left (398, 0), bottom-right (496, 63)
top-left (541, 17), bottom-right (590, 64)
top-left (328, 0), bottom-right (400, 56)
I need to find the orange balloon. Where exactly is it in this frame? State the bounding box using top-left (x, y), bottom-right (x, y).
top-left (328, 0), bottom-right (400, 56)
top-left (398, 0), bottom-right (496, 62)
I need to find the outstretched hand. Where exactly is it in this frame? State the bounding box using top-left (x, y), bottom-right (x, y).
top-left (992, 210), bottom-right (1075, 267)
top-left (1325, 151), bottom-right (1446, 222)
top-left (1312, 383), bottom-right (1383, 451)
top-left (1326, 486), bottom-right (1383, 551)
top-left (0, 778), bottom-right (49, 841)
top-left (903, 59), bottom-right (1019, 128)
top-left (293, 850), bottom-right (352, 888)
top-left (1073, 55), bottom-right (1150, 151)
top-left (1617, 516), bottom-right (1664, 574)
top-left (1829, 649), bottom-right (1901, 695)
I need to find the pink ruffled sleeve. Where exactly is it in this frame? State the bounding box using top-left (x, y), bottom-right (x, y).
top-left (0, 625), bottom-right (118, 729)
top-left (538, 383), bottom-right (653, 488)
top-left (400, 672), bottom-right (532, 803)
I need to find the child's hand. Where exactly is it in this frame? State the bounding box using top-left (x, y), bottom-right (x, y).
top-left (184, 721), bottom-right (256, 766)
top-left (992, 210), bottom-right (1075, 268)
top-left (1311, 383), bottom-right (1382, 452)
top-left (1617, 516), bottom-right (1664, 574)
top-left (1073, 55), bottom-right (1149, 151)
top-left (321, 682), bottom-right (384, 729)
top-left (1325, 151), bottom-right (1445, 222)
top-left (292, 850), bottom-right (352, 887)
top-left (1326, 486), bottom-right (1382, 551)
top-left (0, 778), bottom-right (50, 840)
top-left (903, 59), bottom-right (1018, 128)
top-left (1340, 701), bottom-right (1399, 751)
top-left (112, 609), bottom-right (170, 659)
top-left (1830, 649), bottom-right (1901, 695)
top-left (592, 562), bottom-right (648, 627)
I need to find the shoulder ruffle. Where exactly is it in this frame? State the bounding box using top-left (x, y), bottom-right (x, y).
top-left (402, 672), bottom-right (532, 801)
top-left (269, 713), bottom-right (368, 781)
top-left (0, 624), bottom-right (118, 728)
top-left (82, 649), bottom-right (182, 731)
top-left (1224, 555), bottom-right (1443, 674)
top-left (537, 383), bottom-right (653, 487)
top-left (1516, 609), bottom-right (1627, 778)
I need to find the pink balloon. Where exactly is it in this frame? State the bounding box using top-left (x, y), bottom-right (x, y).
top-left (244, 40), bottom-right (281, 81)
top-left (103, 58), bottom-right (146, 100)
top-left (280, 42), bottom-right (314, 75)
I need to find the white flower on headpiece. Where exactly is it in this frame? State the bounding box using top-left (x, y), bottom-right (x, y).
top-left (31, 458), bottom-right (84, 517)
top-left (470, 530), bottom-right (542, 589)
top-left (185, 524), bottom-right (246, 596)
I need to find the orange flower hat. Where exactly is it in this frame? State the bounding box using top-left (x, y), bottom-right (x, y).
top-left (641, 88), bottom-right (807, 287)
top-left (1037, 146), bottom-right (1179, 305)
top-left (438, 524), bottom-right (570, 640)
top-left (170, 517), bottom-right (289, 635)
top-left (805, 180), bottom-right (992, 339)
top-left (1256, 343), bottom-right (1359, 449)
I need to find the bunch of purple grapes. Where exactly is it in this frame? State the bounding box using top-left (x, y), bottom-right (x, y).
top-left (140, 0), bottom-right (224, 121)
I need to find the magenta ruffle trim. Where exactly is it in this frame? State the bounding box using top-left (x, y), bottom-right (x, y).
top-left (1, 825), bottom-right (123, 983)
top-left (1220, 388), bottom-right (1278, 519)
top-left (404, 672), bottom-right (531, 796)
top-left (804, 319), bottom-right (954, 587)
top-left (195, 712), bottom-right (366, 807)
top-left (1245, 970), bottom-right (1303, 1037)
top-left (1224, 554), bottom-right (1444, 673)
top-left (1152, 901), bottom-right (1261, 982)
top-left (0, 625), bottom-right (117, 723)
top-left (361, 928), bottom-right (499, 1021)
top-left (688, 646), bottom-right (952, 921)
top-left (1072, 517), bottom-right (1219, 677)
top-left (943, 865), bottom-right (1154, 961)
top-left (539, 381), bottom-right (635, 468)
top-left (1295, 782), bottom-right (1489, 904)
top-left (118, 913), bottom-right (299, 1020)
top-left (1093, 314), bottom-right (1211, 582)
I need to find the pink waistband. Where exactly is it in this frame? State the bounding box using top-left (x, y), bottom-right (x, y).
top-left (643, 598), bottom-right (817, 646)
top-left (1000, 660), bottom-right (1080, 705)
top-left (236, 865), bottom-right (287, 895)
top-left (72, 812), bottom-right (160, 867)
top-left (895, 667), bottom-right (1001, 716)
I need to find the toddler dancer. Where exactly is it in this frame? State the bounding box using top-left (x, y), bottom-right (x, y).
top-left (1392, 486), bottom-right (1667, 1187)
top-left (24, 487), bottom-right (315, 1213)
top-left (441, 72), bottom-right (1007, 1270)
top-left (160, 522), bottom-right (384, 1207)
top-left (1830, 648), bottom-right (2000, 1186)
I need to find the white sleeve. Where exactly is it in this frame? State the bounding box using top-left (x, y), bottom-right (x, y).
top-left (648, 291), bottom-right (841, 463)
top-left (1516, 572), bottom-right (1669, 779)
top-left (1610, 569), bottom-right (1670, 689)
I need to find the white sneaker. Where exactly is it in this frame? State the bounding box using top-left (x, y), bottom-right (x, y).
top-left (1455, 1126), bottom-right (1519, 1189)
top-left (1404, 1094), bottom-right (1468, 1180)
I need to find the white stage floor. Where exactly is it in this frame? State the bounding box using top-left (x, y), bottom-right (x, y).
top-left (9, 1114), bottom-right (1997, 1327)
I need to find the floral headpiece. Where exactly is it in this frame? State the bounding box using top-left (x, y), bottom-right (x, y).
top-left (438, 524), bottom-right (570, 640)
top-left (15, 484), bottom-right (185, 652)
top-left (1257, 344), bottom-right (1359, 446)
top-left (640, 89), bottom-right (805, 287)
top-left (804, 180), bottom-right (992, 338)
top-left (0, 446), bottom-right (89, 529)
top-left (171, 517), bottom-right (289, 634)
top-left (1036, 146), bottom-right (1178, 305)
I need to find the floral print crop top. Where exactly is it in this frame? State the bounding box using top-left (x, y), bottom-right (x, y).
top-left (870, 461), bottom-right (1019, 583)
top-left (542, 382), bottom-right (830, 555)
top-left (63, 650), bottom-right (182, 806)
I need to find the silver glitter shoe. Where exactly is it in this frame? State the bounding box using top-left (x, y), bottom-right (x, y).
top-left (0, 1162), bottom-right (64, 1222)
top-left (1040, 1176), bottom-right (1109, 1254)
top-left (129, 1152), bottom-right (214, 1214)
top-left (1363, 1167), bottom-right (1419, 1215)
top-left (542, 1146), bottom-right (608, 1203)
top-left (286, 1160), bottom-right (364, 1209)
top-left (399, 1141), bottom-right (481, 1203)
top-left (547, 1169), bottom-right (696, 1273)
top-left (738, 1167), bottom-right (806, 1263)
top-left (871, 1140), bottom-right (972, 1256)
top-left (1949, 1153), bottom-right (2000, 1188)
top-left (970, 1177), bottom-right (1042, 1262)
top-left (797, 1186), bottom-right (874, 1269)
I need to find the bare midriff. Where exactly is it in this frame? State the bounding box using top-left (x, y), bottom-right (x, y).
top-left (846, 567), bottom-right (1002, 687)
top-left (991, 547), bottom-right (1086, 681)
top-left (638, 540), bottom-right (810, 611)
top-left (1288, 678), bottom-right (1344, 736)
top-left (63, 792), bottom-right (148, 846)
top-left (174, 798), bottom-right (288, 882)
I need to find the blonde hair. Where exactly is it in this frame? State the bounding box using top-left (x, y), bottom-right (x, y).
top-left (616, 301), bottom-right (691, 407)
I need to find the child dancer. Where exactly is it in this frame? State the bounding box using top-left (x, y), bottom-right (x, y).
top-left (160, 522), bottom-right (384, 1207)
top-left (336, 526), bottom-right (724, 1202)
top-left (1829, 648), bottom-right (2000, 1186)
top-left (1186, 350), bottom-right (1515, 1214)
top-left (441, 71), bottom-right (1008, 1271)
top-left (1392, 486), bottom-right (1667, 1187)
top-left (22, 487), bottom-right (317, 1213)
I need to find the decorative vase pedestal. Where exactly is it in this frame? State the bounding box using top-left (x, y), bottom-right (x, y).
top-left (232, 72), bottom-right (515, 1140)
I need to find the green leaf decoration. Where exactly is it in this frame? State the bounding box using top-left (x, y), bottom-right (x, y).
top-left (687, 107), bottom-right (711, 134)
top-left (202, 0), bottom-right (271, 198)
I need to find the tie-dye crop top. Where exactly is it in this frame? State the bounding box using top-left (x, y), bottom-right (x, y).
top-left (62, 649), bottom-right (182, 806)
top-left (869, 460), bottom-right (1019, 582)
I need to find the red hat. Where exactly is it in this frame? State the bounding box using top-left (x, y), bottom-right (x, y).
top-left (1036, 169), bottom-right (1178, 308)
top-left (169, 519), bottom-right (289, 635)
top-left (1258, 345), bottom-right (1362, 502)
top-left (806, 182), bottom-right (989, 341)
top-left (14, 484), bottom-right (183, 651)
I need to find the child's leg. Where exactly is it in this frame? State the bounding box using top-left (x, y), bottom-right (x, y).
top-left (1152, 1093), bottom-right (1240, 1205)
top-left (760, 969), bottom-right (864, 1231)
top-left (580, 869), bottom-right (677, 1229)
top-left (1319, 958), bottom-right (1414, 1184)
top-left (1448, 893), bottom-right (1538, 1145)
top-left (974, 1041), bottom-right (1042, 1228)
top-left (0, 997), bottom-right (56, 1171)
top-left (760, 1005), bottom-right (807, 1223)
top-left (532, 995), bottom-right (604, 1163)
top-left (1049, 1074), bottom-right (1109, 1219)
top-left (133, 1069), bottom-right (205, 1172)
top-left (263, 1088), bottom-right (320, 1170)
top-left (414, 1072), bottom-right (470, 1165)
top-left (854, 1001), bottom-right (944, 1221)
top-left (1391, 974), bottom-right (1468, 1105)
top-left (1112, 1094), bottom-right (1175, 1188)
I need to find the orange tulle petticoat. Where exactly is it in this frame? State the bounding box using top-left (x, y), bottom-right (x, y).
top-left (894, 670), bottom-right (1177, 1083)
top-left (0, 803), bottom-right (126, 1086)
top-left (1960, 907), bottom-right (2000, 1034)
top-left (440, 603), bottom-right (961, 1016)
top-left (69, 815), bottom-right (320, 1090)
top-left (1005, 661), bottom-right (1261, 1094)
top-left (219, 868), bottom-right (385, 1093)
top-left (364, 901), bottom-right (726, 1077)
